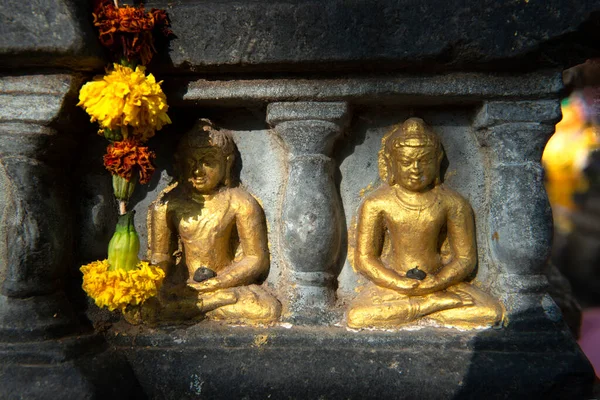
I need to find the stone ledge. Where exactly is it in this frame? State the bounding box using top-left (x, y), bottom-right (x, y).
top-left (108, 323), bottom-right (593, 400)
top-left (0, 333), bottom-right (143, 400)
top-left (0, 0), bottom-right (104, 70)
top-left (173, 72), bottom-right (563, 106)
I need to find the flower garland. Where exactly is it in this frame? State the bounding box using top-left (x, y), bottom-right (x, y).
top-left (78, 64), bottom-right (171, 142)
top-left (82, 260), bottom-right (165, 311)
top-left (79, 0), bottom-right (173, 313)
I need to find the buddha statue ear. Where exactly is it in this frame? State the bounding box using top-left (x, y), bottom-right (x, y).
top-left (379, 124), bottom-right (401, 185)
top-left (434, 146), bottom-right (444, 186)
top-left (173, 153), bottom-right (182, 182)
top-left (223, 154), bottom-right (235, 187)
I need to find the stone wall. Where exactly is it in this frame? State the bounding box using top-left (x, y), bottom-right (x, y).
top-left (1, 1), bottom-right (599, 398)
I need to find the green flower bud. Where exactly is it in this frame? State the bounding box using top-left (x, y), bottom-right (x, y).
top-left (108, 211), bottom-right (140, 272)
top-left (113, 174), bottom-right (136, 202)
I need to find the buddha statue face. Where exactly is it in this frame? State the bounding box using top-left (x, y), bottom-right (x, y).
top-left (392, 146), bottom-right (438, 192)
top-left (383, 118), bottom-right (443, 192)
top-left (182, 147), bottom-right (227, 194)
top-left (176, 120), bottom-right (235, 195)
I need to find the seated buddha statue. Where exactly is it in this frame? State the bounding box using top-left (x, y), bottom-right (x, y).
top-left (347, 118), bottom-right (503, 329)
top-left (144, 120), bottom-right (281, 324)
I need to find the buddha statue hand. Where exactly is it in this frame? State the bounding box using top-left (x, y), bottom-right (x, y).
top-left (408, 275), bottom-right (448, 296)
top-left (389, 276), bottom-right (419, 293)
top-left (193, 267), bottom-right (217, 282)
top-left (187, 277), bottom-right (222, 293)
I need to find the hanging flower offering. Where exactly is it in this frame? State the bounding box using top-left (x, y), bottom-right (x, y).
top-left (81, 212), bottom-right (165, 311)
top-left (81, 260), bottom-right (165, 311)
top-left (79, 0), bottom-right (172, 315)
top-left (93, 0), bottom-right (173, 65)
top-left (104, 138), bottom-right (156, 185)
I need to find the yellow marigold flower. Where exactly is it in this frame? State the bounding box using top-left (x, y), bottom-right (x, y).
top-left (80, 259), bottom-right (165, 311)
top-left (77, 64), bottom-right (171, 142)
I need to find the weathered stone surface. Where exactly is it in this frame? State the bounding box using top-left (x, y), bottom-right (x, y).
top-left (144, 0), bottom-right (600, 74)
top-left (267, 102), bottom-right (350, 129)
top-left (0, 333), bottom-right (144, 399)
top-left (473, 101), bottom-right (557, 333)
top-left (2, 0), bottom-right (599, 72)
top-left (473, 100), bottom-right (562, 128)
top-left (0, 73), bottom-right (141, 400)
top-left (543, 261), bottom-right (582, 338)
top-left (0, 0), bottom-right (595, 397)
top-left (109, 323), bottom-right (594, 400)
top-left (267, 102), bottom-right (349, 323)
top-left (0, 74), bottom-right (79, 301)
top-left (179, 72), bottom-right (564, 106)
top-left (474, 102), bottom-right (556, 279)
top-left (0, 0), bottom-right (104, 70)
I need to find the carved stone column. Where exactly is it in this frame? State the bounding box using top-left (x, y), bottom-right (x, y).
top-left (0, 74), bottom-right (80, 340)
top-left (473, 100), bottom-right (562, 328)
top-left (0, 74), bottom-right (139, 398)
top-left (267, 102), bottom-right (349, 323)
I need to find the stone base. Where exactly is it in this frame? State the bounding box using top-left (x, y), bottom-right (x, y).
top-left (108, 321), bottom-right (593, 400)
top-left (0, 333), bottom-right (144, 400)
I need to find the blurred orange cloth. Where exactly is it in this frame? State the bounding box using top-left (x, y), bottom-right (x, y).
top-left (542, 99), bottom-right (599, 232)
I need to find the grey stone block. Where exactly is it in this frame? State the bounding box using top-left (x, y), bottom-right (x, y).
top-left (109, 323), bottom-right (594, 400)
top-left (0, 0), bottom-right (104, 70)
top-left (267, 102), bottom-right (350, 127)
top-left (0, 333), bottom-right (144, 399)
top-left (145, 0), bottom-right (600, 73)
top-left (488, 163), bottom-right (552, 276)
top-left (477, 123), bottom-right (556, 163)
top-left (180, 72), bottom-right (564, 106)
top-left (473, 100), bottom-right (562, 129)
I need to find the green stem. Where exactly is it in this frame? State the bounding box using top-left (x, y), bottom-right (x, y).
top-left (103, 127), bottom-right (123, 142)
top-left (119, 58), bottom-right (139, 70)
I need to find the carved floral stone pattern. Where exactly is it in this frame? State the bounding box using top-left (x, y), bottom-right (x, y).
top-left (1, 0), bottom-right (599, 399)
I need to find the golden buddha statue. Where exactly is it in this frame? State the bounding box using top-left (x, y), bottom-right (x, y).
top-left (347, 118), bottom-right (503, 329)
top-left (144, 120), bottom-right (281, 324)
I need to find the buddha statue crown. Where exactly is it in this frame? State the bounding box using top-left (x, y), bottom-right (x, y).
top-left (176, 119), bottom-right (236, 187)
top-left (389, 117), bottom-right (441, 150)
top-left (178, 119), bottom-right (235, 156)
top-left (379, 117), bottom-right (443, 185)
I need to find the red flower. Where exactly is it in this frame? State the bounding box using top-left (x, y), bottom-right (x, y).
top-left (93, 3), bottom-right (173, 65)
top-left (104, 139), bottom-right (156, 184)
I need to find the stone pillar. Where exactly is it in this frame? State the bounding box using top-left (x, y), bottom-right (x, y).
top-left (0, 74), bottom-right (140, 398)
top-left (267, 102), bottom-right (349, 323)
top-left (0, 74), bottom-right (80, 340)
top-left (473, 100), bottom-right (562, 328)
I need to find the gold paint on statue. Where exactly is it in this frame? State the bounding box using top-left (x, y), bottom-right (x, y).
top-left (143, 120), bottom-right (281, 324)
top-left (347, 118), bottom-right (503, 329)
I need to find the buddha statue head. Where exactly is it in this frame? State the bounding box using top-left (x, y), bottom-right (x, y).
top-left (175, 119), bottom-right (235, 194)
top-left (379, 117), bottom-right (444, 192)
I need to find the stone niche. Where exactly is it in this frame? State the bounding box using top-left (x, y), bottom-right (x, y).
top-left (72, 74), bottom-right (591, 399)
top-left (1, 1), bottom-right (600, 399)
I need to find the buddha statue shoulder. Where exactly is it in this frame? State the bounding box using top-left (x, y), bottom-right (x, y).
top-left (347, 118), bottom-right (503, 329)
top-left (142, 119), bottom-right (281, 325)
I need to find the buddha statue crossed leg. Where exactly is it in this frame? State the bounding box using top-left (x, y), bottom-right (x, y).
top-left (347, 118), bottom-right (503, 329)
top-left (141, 120), bottom-right (281, 325)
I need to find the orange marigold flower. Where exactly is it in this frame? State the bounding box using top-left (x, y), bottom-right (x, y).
top-left (93, 3), bottom-right (173, 65)
top-left (104, 139), bottom-right (156, 184)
